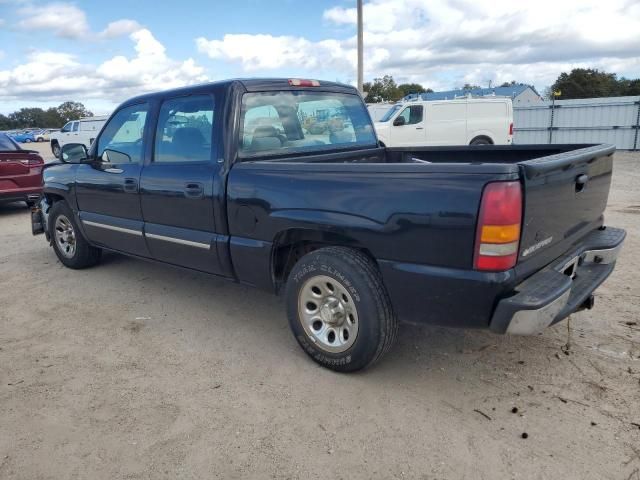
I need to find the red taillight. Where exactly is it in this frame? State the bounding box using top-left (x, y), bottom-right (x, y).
top-left (19, 157), bottom-right (44, 167)
top-left (509, 122), bottom-right (514, 136)
top-left (474, 181), bottom-right (522, 271)
top-left (288, 78), bottom-right (320, 87)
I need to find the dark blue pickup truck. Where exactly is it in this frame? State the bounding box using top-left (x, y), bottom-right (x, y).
top-left (32, 78), bottom-right (625, 371)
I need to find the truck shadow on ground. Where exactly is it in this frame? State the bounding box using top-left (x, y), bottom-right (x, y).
top-left (93, 249), bottom-right (564, 386)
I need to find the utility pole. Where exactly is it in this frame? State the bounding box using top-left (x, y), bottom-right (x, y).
top-left (357, 0), bottom-right (363, 94)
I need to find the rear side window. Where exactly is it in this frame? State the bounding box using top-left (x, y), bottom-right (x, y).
top-left (154, 95), bottom-right (214, 163)
top-left (239, 91), bottom-right (376, 157)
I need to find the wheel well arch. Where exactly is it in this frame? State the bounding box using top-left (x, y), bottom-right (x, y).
top-left (469, 135), bottom-right (493, 145)
top-left (271, 228), bottom-right (378, 292)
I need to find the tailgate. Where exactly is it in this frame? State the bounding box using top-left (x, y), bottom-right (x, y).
top-left (517, 144), bottom-right (615, 272)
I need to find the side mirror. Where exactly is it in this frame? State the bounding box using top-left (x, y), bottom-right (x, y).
top-left (101, 149), bottom-right (131, 164)
top-left (60, 143), bottom-right (88, 163)
top-left (393, 116), bottom-right (406, 126)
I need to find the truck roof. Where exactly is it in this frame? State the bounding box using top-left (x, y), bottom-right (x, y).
top-left (121, 78), bottom-right (360, 107)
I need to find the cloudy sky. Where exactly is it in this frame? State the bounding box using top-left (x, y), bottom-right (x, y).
top-left (1, 0), bottom-right (639, 114)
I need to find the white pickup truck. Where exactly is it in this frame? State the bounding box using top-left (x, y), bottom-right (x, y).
top-left (50, 116), bottom-right (109, 158)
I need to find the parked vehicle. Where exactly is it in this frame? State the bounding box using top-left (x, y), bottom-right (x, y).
top-left (366, 103), bottom-right (394, 122)
top-left (34, 129), bottom-right (58, 142)
top-left (12, 131), bottom-right (37, 143)
top-left (50, 116), bottom-right (108, 158)
top-left (0, 133), bottom-right (44, 207)
top-left (32, 79), bottom-right (625, 372)
top-left (374, 97), bottom-right (514, 147)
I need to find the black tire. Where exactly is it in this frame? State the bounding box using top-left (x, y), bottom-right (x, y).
top-left (285, 246), bottom-right (397, 372)
top-left (470, 137), bottom-right (491, 145)
top-left (26, 200), bottom-right (36, 208)
top-left (51, 142), bottom-right (61, 158)
top-left (48, 201), bottom-right (101, 269)
top-left (37, 137), bottom-right (44, 142)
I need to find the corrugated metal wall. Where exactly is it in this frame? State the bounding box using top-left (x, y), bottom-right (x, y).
top-left (514, 96), bottom-right (640, 149)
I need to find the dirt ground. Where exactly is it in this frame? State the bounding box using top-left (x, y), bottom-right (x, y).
top-left (1, 144), bottom-right (639, 480)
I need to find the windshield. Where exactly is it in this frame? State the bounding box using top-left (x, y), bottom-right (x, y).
top-left (239, 90), bottom-right (376, 157)
top-left (378, 104), bottom-right (402, 122)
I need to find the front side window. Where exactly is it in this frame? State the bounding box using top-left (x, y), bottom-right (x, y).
top-left (154, 95), bottom-right (214, 163)
top-left (396, 106), bottom-right (423, 125)
top-left (97, 103), bottom-right (148, 164)
top-left (239, 91), bottom-right (376, 156)
top-left (61, 122), bottom-right (72, 133)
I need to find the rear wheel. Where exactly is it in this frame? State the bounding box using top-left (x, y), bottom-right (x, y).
top-left (470, 136), bottom-right (492, 145)
top-left (37, 137), bottom-right (44, 142)
top-left (285, 247), bottom-right (397, 372)
top-left (49, 201), bottom-right (101, 269)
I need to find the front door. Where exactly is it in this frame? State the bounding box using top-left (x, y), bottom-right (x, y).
top-left (139, 94), bottom-right (225, 275)
top-left (390, 105), bottom-right (425, 146)
top-left (75, 103), bottom-right (150, 257)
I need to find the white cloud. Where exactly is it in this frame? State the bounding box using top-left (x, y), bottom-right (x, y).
top-left (196, 34), bottom-right (359, 72)
top-left (99, 19), bottom-right (142, 38)
top-left (16, 2), bottom-right (142, 40)
top-left (0, 29), bottom-right (207, 103)
top-left (198, 0), bottom-right (640, 91)
top-left (18, 3), bottom-right (89, 39)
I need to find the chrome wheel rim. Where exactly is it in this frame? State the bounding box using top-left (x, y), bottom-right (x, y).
top-left (54, 215), bottom-right (76, 258)
top-left (298, 275), bottom-right (359, 353)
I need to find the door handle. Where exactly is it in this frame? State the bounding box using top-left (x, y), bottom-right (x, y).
top-left (104, 168), bottom-right (124, 174)
top-left (184, 182), bottom-right (204, 198)
top-left (123, 177), bottom-right (138, 193)
top-left (415, 127), bottom-right (424, 130)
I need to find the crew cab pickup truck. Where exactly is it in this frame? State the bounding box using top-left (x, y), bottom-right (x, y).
top-left (31, 78), bottom-right (625, 372)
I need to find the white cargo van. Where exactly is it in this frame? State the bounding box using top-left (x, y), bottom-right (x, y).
top-left (50, 116), bottom-right (109, 158)
top-left (374, 97), bottom-right (513, 147)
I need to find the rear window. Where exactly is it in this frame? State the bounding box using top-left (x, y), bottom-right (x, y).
top-left (0, 133), bottom-right (20, 151)
top-left (239, 91), bottom-right (376, 157)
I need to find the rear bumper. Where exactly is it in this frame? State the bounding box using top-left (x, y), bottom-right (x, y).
top-left (0, 187), bottom-right (42, 203)
top-left (489, 226), bottom-right (626, 335)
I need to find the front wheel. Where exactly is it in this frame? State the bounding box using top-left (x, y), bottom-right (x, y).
top-left (48, 201), bottom-right (102, 269)
top-left (37, 137), bottom-right (44, 142)
top-left (51, 142), bottom-right (61, 158)
top-left (285, 247), bottom-right (397, 372)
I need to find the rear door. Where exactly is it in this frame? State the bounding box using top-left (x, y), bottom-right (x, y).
top-left (139, 93), bottom-right (226, 275)
top-left (517, 145), bottom-right (614, 272)
top-left (75, 103), bottom-right (150, 256)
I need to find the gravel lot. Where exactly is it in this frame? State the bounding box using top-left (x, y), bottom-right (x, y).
top-left (1, 144), bottom-right (639, 479)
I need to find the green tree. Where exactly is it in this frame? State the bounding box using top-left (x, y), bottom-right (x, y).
top-left (550, 68), bottom-right (621, 99)
top-left (55, 101), bottom-right (94, 124)
top-left (363, 75), bottom-right (403, 103)
top-left (397, 83), bottom-right (432, 97)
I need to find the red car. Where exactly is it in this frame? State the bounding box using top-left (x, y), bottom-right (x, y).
top-left (0, 133), bottom-right (44, 207)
